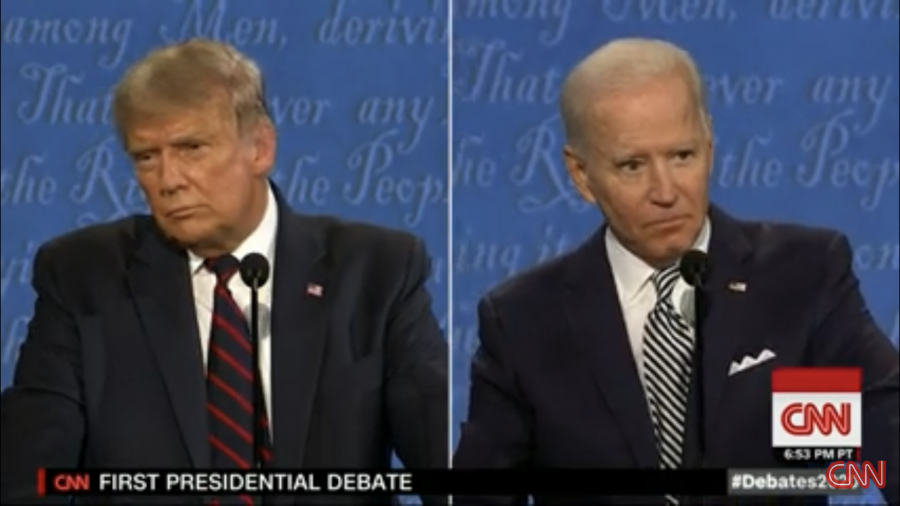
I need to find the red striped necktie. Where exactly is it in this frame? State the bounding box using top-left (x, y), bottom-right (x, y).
top-left (204, 255), bottom-right (271, 503)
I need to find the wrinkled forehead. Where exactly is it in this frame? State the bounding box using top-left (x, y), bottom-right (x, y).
top-left (585, 83), bottom-right (705, 147)
top-left (594, 76), bottom-right (697, 120)
top-left (123, 97), bottom-right (235, 148)
top-left (126, 113), bottom-right (228, 154)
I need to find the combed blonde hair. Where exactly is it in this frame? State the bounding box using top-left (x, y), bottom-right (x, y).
top-left (559, 38), bottom-right (710, 152)
top-left (112, 38), bottom-right (271, 142)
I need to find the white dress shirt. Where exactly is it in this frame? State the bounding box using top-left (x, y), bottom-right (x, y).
top-left (605, 218), bottom-right (711, 384)
top-left (188, 186), bottom-right (277, 435)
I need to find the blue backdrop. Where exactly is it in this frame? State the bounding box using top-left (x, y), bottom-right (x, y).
top-left (0, 1), bottom-right (447, 500)
top-left (1, 0), bottom-right (897, 504)
top-left (1, 0), bottom-right (449, 380)
top-left (450, 1), bottom-right (897, 504)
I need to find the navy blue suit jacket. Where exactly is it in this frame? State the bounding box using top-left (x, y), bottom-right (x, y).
top-left (454, 206), bottom-right (899, 505)
top-left (0, 188), bottom-right (448, 505)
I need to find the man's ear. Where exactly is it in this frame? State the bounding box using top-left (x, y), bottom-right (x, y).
top-left (249, 121), bottom-right (276, 176)
top-left (704, 116), bottom-right (714, 177)
top-left (563, 145), bottom-right (596, 204)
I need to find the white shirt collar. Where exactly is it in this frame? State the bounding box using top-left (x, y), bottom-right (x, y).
top-left (188, 185), bottom-right (278, 273)
top-left (606, 217), bottom-right (711, 304)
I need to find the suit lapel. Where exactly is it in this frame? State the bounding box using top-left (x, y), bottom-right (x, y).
top-left (561, 228), bottom-right (659, 467)
top-left (699, 206), bottom-right (753, 439)
top-left (269, 205), bottom-right (328, 468)
top-left (126, 219), bottom-right (209, 468)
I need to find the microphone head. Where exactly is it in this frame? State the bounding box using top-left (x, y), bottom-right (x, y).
top-left (239, 253), bottom-right (270, 288)
top-left (679, 249), bottom-right (709, 287)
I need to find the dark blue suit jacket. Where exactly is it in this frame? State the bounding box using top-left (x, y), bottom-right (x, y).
top-left (454, 206), bottom-right (899, 505)
top-left (0, 188), bottom-right (448, 505)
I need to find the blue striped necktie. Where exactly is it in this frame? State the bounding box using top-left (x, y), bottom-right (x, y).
top-left (642, 265), bottom-right (695, 505)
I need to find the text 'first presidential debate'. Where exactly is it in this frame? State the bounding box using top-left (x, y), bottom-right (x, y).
top-left (42, 470), bottom-right (413, 495)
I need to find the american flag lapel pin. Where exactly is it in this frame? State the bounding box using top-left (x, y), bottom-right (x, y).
top-left (728, 281), bottom-right (747, 292)
top-left (306, 283), bottom-right (323, 297)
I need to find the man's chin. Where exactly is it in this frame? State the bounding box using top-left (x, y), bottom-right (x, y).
top-left (644, 241), bottom-right (696, 268)
top-left (159, 226), bottom-right (209, 250)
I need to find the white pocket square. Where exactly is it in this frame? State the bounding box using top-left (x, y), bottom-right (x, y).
top-left (728, 349), bottom-right (776, 376)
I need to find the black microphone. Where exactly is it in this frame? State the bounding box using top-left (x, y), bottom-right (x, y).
top-left (239, 253), bottom-right (270, 469)
top-left (679, 249), bottom-right (709, 467)
top-left (679, 250), bottom-right (709, 289)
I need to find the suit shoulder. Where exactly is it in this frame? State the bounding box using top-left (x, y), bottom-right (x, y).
top-left (484, 251), bottom-right (569, 307)
top-left (38, 216), bottom-right (145, 266)
top-left (738, 218), bottom-right (846, 253)
top-left (302, 214), bottom-right (422, 252)
top-left (294, 214), bottom-right (427, 276)
top-left (292, 214), bottom-right (431, 301)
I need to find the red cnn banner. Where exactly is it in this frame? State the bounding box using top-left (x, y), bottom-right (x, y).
top-left (826, 461), bottom-right (887, 490)
top-left (771, 367), bottom-right (862, 462)
top-left (37, 468), bottom-right (91, 496)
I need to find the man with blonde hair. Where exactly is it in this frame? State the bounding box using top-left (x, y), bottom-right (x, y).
top-left (454, 38), bottom-right (898, 505)
top-left (1, 39), bottom-right (448, 505)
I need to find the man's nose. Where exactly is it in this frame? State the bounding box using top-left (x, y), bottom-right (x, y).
top-left (648, 164), bottom-right (678, 205)
top-left (157, 156), bottom-right (188, 193)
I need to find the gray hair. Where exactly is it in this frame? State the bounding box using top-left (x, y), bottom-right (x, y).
top-left (559, 38), bottom-right (710, 152)
top-left (112, 38), bottom-right (271, 143)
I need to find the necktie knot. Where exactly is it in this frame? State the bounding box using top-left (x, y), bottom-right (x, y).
top-left (204, 255), bottom-right (240, 284)
top-left (651, 264), bottom-right (681, 301)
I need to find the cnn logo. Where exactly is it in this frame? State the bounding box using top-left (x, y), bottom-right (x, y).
top-left (827, 461), bottom-right (887, 490)
top-left (36, 469), bottom-right (90, 496)
top-left (772, 368), bottom-right (862, 448)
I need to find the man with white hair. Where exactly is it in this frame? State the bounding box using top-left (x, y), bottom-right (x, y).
top-left (454, 38), bottom-right (898, 505)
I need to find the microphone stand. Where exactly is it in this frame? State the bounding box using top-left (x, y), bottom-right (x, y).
top-left (692, 274), bottom-right (706, 466)
top-left (678, 250), bottom-right (709, 504)
top-left (249, 280), bottom-right (263, 469)
top-left (240, 252), bottom-right (270, 470)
